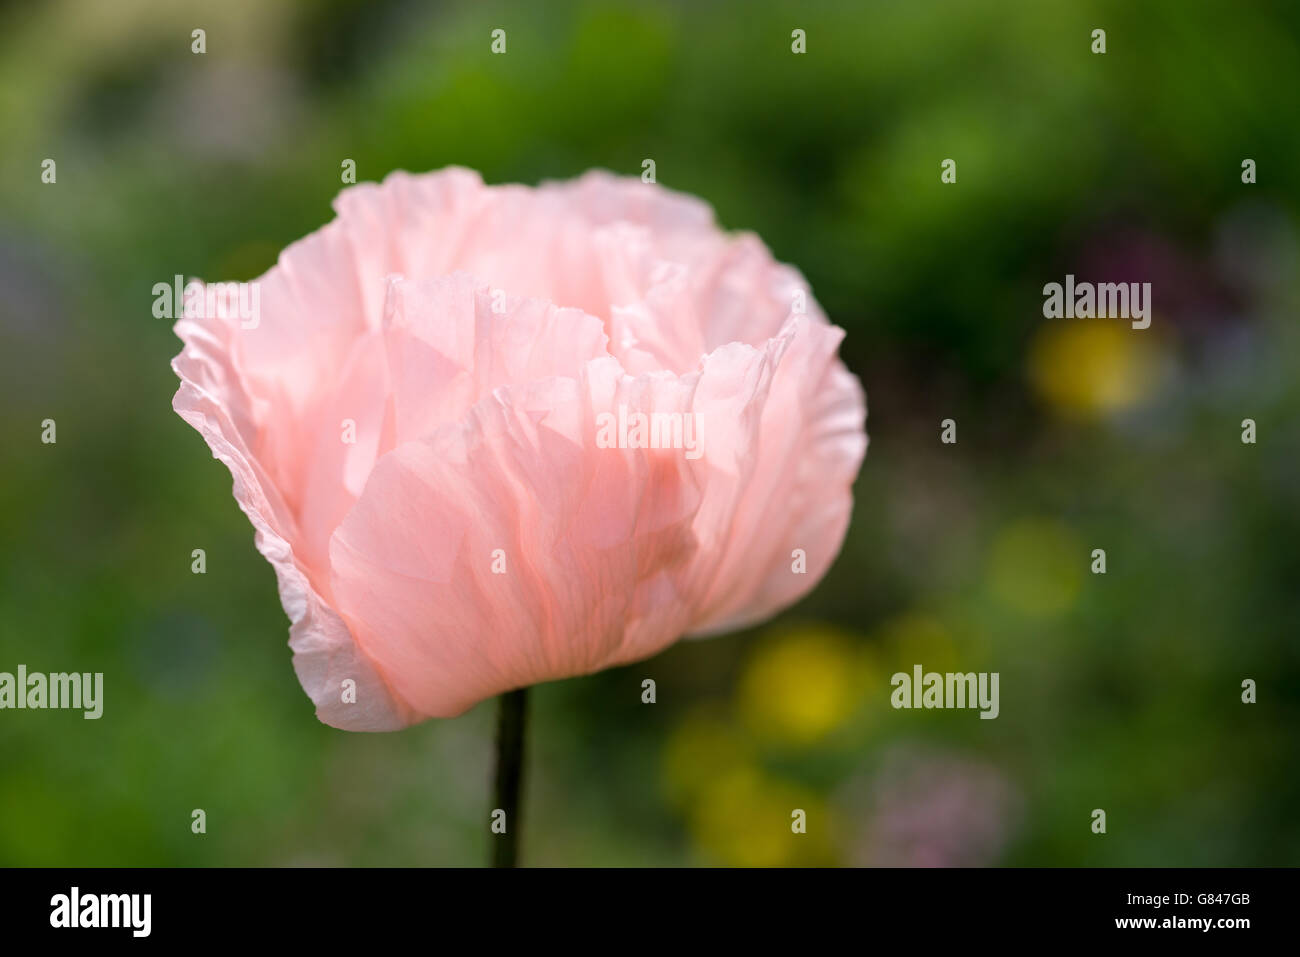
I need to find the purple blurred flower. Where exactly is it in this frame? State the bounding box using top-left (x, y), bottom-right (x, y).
top-left (853, 746), bottom-right (1019, 867)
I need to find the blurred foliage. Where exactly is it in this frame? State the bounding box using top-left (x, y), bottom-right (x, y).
top-left (0, 0), bottom-right (1298, 865)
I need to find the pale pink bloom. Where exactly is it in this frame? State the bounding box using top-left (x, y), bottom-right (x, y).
top-left (172, 168), bottom-right (866, 730)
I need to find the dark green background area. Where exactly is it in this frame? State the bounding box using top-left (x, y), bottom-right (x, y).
top-left (1, 0), bottom-right (1296, 866)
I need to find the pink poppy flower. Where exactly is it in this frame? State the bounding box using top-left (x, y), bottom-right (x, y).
top-left (172, 168), bottom-right (866, 730)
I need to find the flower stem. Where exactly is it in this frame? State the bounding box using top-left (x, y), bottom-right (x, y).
top-left (491, 687), bottom-right (528, 867)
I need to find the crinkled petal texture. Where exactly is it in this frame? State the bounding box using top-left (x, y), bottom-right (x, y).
top-left (172, 167), bottom-right (867, 729)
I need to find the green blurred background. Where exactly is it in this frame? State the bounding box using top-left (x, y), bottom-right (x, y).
top-left (1, 0), bottom-right (1297, 866)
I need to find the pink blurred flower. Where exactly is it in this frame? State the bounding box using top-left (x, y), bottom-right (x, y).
top-left (172, 168), bottom-right (866, 730)
top-left (854, 747), bottom-right (1019, 867)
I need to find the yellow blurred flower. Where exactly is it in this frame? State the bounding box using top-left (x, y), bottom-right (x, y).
top-left (737, 624), bottom-right (861, 746)
top-left (987, 517), bottom-right (1082, 617)
top-left (875, 612), bottom-right (958, 674)
top-left (661, 707), bottom-right (754, 809)
top-left (1028, 320), bottom-right (1165, 419)
top-left (689, 766), bottom-right (833, 866)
